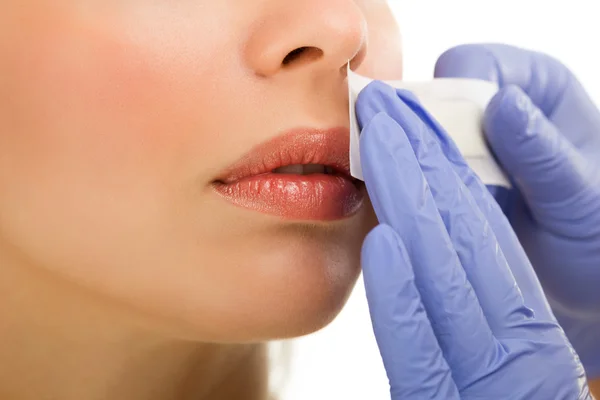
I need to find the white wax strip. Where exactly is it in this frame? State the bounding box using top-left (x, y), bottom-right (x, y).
top-left (347, 63), bottom-right (511, 188)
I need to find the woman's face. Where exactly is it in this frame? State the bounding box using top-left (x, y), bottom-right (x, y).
top-left (0, 0), bottom-right (402, 341)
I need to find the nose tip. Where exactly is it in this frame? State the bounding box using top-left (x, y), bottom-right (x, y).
top-left (244, 1), bottom-right (368, 77)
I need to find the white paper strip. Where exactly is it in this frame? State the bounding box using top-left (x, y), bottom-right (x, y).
top-left (348, 64), bottom-right (510, 188)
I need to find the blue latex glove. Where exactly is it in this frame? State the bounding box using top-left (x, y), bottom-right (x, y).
top-left (435, 44), bottom-right (600, 378)
top-left (357, 81), bottom-right (592, 399)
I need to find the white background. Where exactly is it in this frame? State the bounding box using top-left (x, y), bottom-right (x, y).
top-left (278, 1), bottom-right (600, 399)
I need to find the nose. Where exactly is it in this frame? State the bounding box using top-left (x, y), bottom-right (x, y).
top-left (244, 0), bottom-right (368, 78)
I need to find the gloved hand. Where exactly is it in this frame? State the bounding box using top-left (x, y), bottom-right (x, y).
top-left (435, 44), bottom-right (600, 378)
top-left (357, 81), bottom-right (592, 399)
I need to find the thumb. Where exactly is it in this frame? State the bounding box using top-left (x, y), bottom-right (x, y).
top-left (484, 85), bottom-right (590, 219)
top-left (433, 44), bottom-right (570, 117)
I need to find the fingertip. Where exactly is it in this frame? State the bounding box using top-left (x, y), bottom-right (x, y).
top-left (359, 112), bottom-right (394, 157)
top-left (483, 85), bottom-right (543, 160)
top-left (362, 224), bottom-right (412, 302)
top-left (362, 224), bottom-right (408, 275)
top-left (434, 44), bottom-right (502, 82)
top-left (362, 223), bottom-right (398, 254)
top-left (356, 81), bottom-right (398, 128)
top-left (483, 85), bottom-right (585, 205)
top-left (395, 88), bottom-right (420, 105)
top-left (359, 111), bottom-right (409, 173)
top-left (483, 85), bottom-right (533, 138)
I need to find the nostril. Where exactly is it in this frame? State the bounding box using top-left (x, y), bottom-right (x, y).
top-left (282, 46), bottom-right (323, 66)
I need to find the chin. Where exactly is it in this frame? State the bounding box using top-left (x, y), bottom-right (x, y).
top-left (261, 256), bottom-right (362, 340)
top-left (155, 226), bottom-right (364, 343)
top-left (240, 221), bottom-right (366, 340)
top-left (130, 206), bottom-right (377, 344)
top-left (246, 255), bottom-right (362, 342)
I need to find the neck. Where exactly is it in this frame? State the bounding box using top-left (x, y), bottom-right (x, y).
top-left (0, 251), bottom-right (270, 400)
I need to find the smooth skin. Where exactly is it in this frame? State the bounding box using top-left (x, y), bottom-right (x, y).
top-left (0, 1), bottom-right (401, 399)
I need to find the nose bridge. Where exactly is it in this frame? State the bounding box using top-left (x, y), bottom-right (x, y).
top-left (243, 0), bottom-right (368, 77)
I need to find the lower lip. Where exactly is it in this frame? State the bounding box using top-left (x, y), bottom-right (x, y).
top-left (213, 173), bottom-right (364, 221)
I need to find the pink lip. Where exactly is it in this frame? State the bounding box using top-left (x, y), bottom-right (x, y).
top-left (212, 127), bottom-right (364, 221)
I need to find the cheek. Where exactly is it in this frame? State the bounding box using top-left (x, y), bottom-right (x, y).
top-left (0, 12), bottom-right (227, 291)
top-left (0, 9), bottom-right (240, 219)
top-left (355, 3), bottom-right (403, 80)
top-left (160, 222), bottom-right (365, 341)
top-left (3, 29), bottom-right (160, 185)
top-left (0, 6), bottom-right (280, 332)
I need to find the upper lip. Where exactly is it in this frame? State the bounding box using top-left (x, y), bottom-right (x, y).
top-left (215, 127), bottom-right (352, 184)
